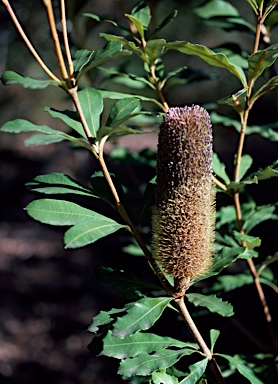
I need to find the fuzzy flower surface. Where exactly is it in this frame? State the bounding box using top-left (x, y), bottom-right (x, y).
top-left (152, 105), bottom-right (215, 295)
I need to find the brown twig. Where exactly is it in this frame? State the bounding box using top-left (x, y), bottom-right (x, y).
top-left (2, 0), bottom-right (61, 83)
top-left (232, 9), bottom-right (277, 351)
top-left (43, 0), bottom-right (70, 86)
top-left (176, 296), bottom-right (226, 384)
top-left (60, 0), bottom-right (75, 84)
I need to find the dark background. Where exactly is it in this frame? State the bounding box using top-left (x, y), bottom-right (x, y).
top-left (0, 1), bottom-right (277, 383)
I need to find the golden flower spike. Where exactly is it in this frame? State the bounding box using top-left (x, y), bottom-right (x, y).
top-left (153, 105), bottom-right (215, 298)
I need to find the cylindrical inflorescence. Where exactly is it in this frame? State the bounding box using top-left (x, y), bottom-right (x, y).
top-left (152, 105), bottom-right (215, 296)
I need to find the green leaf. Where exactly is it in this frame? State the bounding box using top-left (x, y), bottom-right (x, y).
top-left (216, 354), bottom-right (264, 384)
top-left (97, 125), bottom-right (143, 141)
top-left (194, 0), bottom-right (240, 19)
top-left (251, 75), bottom-right (278, 103)
top-left (239, 154), bottom-right (253, 180)
top-left (83, 13), bottom-right (130, 34)
top-left (248, 44), bottom-right (278, 82)
top-left (0, 119), bottom-right (59, 135)
top-left (126, 14), bottom-right (146, 39)
top-left (100, 33), bottom-right (142, 56)
top-left (211, 112), bottom-right (278, 142)
top-left (233, 231), bottom-right (261, 249)
top-left (165, 41), bottom-right (246, 85)
top-left (258, 252), bottom-right (278, 273)
top-left (64, 219), bottom-right (127, 249)
top-left (112, 297), bottom-right (172, 338)
top-left (131, 2), bottom-right (151, 30)
top-left (44, 107), bottom-right (86, 138)
top-left (1, 71), bottom-right (58, 89)
top-left (72, 49), bottom-right (94, 74)
top-left (97, 330), bottom-right (196, 359)
top-left (25, 199), bottom-right (107, 225)
top-left (90, 171), bottom-right (126, 209)
top-left (196, 246), bottom-right (245, 281)
top-left (78, 87), bottom-right (103, 138)
top-left (87, 307), bottom-right (127, 333)
top-left (98, 89), bottom-right (164, 109)
top-left (138, 178), bottom-right (156, 224)
top-left (106, 98), bottom-right (140, 127)
top-left (210, 329), bottom-right (220, 351)
top-left (94, 266), bottom-right (160, 299)
top-left (256, 161), bottom-right (278, 180)
top-left (24, 134), bottom-right (66, 146)
top-left (179, 359), bottom-right (208, 384)
top-left (218, 88), bottom-right (247, 113)
top-left (26, 172), bottom-right (95, 197)
top-left (152, 369), bottom-right (179, 384)
top-left (209, 274), bottom-right (253, 292)
top-left (212, 153), bottom-right (230, 184)
top-left (186, 293), bottom-right (234, 317)
top-left (148, 10), bottom-right (178, 39)
top-left (145, 39), bottom-right (166, 64)
top-left (243, 204), bottom-right (278, 233)
top-left (118, 348), bottom-right (196, 378)
top-left (76, 41), bottom-right (131, 80)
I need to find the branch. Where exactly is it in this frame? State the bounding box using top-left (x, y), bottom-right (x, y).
top-left (43, 0), bottom-right (70, 85)
top-left (176, 296), bottom-right (226, 384)
top-left (2, 0), bottom-right (61, 83)
top-left (60, 0), bottom-right (75, 84)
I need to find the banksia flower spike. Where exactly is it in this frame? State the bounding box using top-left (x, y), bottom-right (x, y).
top-left (152, 105), bottom-right (215, 297)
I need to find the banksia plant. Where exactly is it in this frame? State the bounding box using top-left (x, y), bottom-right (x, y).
top-left (153, 105), bottom-right (215, 297)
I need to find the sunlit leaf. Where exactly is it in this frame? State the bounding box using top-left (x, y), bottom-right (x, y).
top-left (1, 71), bottom-right (58, 88)
top-left (216, 354), bottom-right (264, 384)
top-left (118, 348), bottom-right (196, 378)
top-left (26, 172), bottom-right (95, 197)
top-left (78, 87), bottom-right (103, 138)
top-left (64, 219), bottom-right (127, 248)
top-left (112, 297), bottom-right (172, 338)
top-left (25, 199), bottom-right (106, 226)
top-left (179, 359), bottom-right (208, 384)
top-left (165, 41), bottom-right (246, 85)
top-left (186, 293), bottom-right (234, 317)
